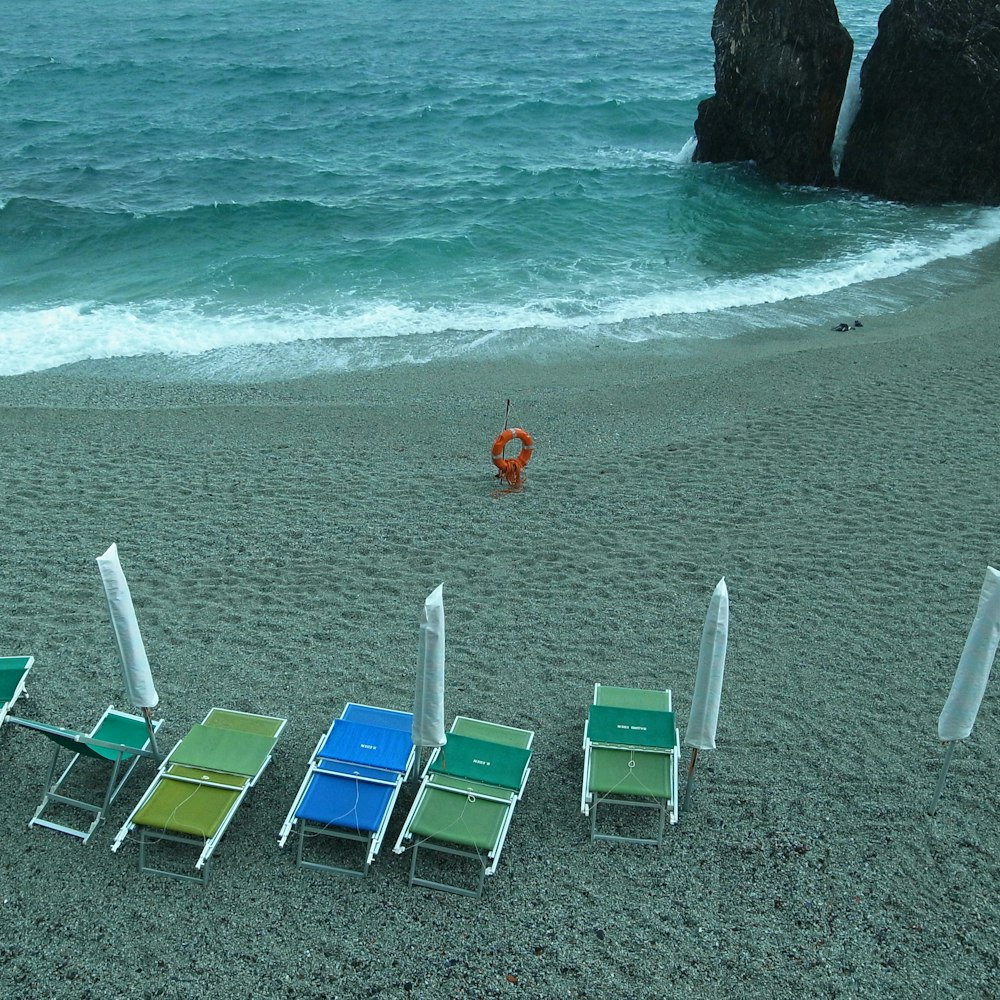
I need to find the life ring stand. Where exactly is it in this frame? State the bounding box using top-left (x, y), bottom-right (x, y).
top-left (491, 427), bottom-right (534, 488)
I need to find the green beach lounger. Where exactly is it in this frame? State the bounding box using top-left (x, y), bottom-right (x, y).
top-left (9, 704), bottom-right (162, 843)
top-left (581, 683), bottom-right (680, 846)
top-left (111, 707), bottom-right (286, 883)
top-left (393, 715), bottom-right (533, 897)
top-left (0, 655), bottom-right (34, 728)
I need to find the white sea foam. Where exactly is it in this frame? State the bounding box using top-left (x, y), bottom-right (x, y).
top-left (2, 209), bottom-right (999, 378)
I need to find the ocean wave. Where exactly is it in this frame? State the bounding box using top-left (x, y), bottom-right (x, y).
top-left (3, 210), bottom-right (999, 378)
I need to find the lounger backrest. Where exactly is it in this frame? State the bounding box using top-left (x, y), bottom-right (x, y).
top-left (587, 705), bottom-right (677, 749)
top-left (318, 719), bottom-right (413, 773)
top-left (429, 733), bottom-right (531, 791)
top-left (0, 657), bottom-right (32, 700)
top-left (91, 711), bottom-right (153, 752)
top-left (167, 723), bottom-right (277, 778)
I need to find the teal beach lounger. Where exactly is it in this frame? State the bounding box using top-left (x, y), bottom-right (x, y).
top-left (581, 683), bottom-right (680, 845)
top-left (11, 704), bottom-right (161, 843)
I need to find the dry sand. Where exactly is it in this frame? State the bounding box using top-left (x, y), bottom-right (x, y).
top-left (1, 272), bottom-right (998, 1000)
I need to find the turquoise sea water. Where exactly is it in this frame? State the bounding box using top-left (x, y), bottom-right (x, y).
top-left (2, 0), bottom-right (998, 380)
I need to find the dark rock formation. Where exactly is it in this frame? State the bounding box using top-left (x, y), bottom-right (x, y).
top-left (693, 0), bottom-right (853, 186)
top-left (840, 0), bottom-right (1000, 204)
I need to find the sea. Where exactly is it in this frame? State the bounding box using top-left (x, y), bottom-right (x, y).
top-left (3, 0), bottom-right (999, 382)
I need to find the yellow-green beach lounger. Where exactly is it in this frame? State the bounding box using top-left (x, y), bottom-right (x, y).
top-left (393, 715), bottom-right (533, 897)
top-left (111, 707), bottom-right (286, 883)
top-left (581, 683), bottom-right (680, 845)
top-left (10, 703), bottom-right (162, 843)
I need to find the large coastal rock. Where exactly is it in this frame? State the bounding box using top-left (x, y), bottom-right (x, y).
top-left (693, 0), bottom-right (853, 185)
top-left (840, 0), bottom-right (1000, 204)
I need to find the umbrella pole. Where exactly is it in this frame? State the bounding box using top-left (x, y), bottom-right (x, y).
top-left (141, 706), bottom-right (161, 761)
top-left (928, 741), bottom-right (958, 815)
top-left (682, 747), bottom-right (699, 812)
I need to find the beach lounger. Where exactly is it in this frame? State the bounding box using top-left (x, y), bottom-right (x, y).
top-left (581, 683), bottom-right (680, 846)
top-left (0, 655), bottom-right (34, 728)
top-left (10, 705), bottom-right (162, 844)
top-left (278, 703), bottom-right (415, 876)
top-left (393, 715), bottom-right (533, 897)
top-left (111, 708), bottom-right (286, 883)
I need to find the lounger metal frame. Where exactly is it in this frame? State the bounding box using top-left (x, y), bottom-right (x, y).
top-left (393, 716), bottom-right (533, 898)
top-left (581, 684), bottom-right (680, 847)
top-left (278, 704), bottom-right (415, 877)
top-left (111, 707), bottom-right (286, 884)
top-left (10, 705), bottom-right (162, 844)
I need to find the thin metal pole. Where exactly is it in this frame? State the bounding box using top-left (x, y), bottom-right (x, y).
top-left (928, 741), bottom-right (957, 815)
top-left (682, 747), bottom-right (699, 811)
top-left (142, 706), bottom-right (161, 762)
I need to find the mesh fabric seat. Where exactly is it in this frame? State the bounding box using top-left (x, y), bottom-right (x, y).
top-left (393, 716), bottom-right (533, 897)
top-left (111, 707), bottom-right (286, 883)
top-left (278, 704), bottom-right (415, 876)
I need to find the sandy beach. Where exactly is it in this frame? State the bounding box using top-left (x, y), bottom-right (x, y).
top-left (1, 272), bottom-right (998, 1000)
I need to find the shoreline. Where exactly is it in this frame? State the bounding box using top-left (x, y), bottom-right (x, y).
top-left (4, 236), bottom-right (1000, 407)
top-left (1, 271), bottom-right (998, 999)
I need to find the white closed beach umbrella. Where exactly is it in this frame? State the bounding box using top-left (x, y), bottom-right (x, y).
top-left (412, 584), bottom-right (446, 768)
top-left (683, 577), bottom-right (729, 810)
top-left (96, 543), bottom-right (160, 754)
top-left (929, 566), bottom-right (1000, 813)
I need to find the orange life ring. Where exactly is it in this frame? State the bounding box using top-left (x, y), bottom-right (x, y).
top-left (491, 427), bottom-right (534, 487)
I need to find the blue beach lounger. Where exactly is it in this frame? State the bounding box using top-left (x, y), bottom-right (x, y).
top-left (581, 683), bottom-right (680, 846)
top-left (0, 656), bottom-right (34, 728)
top-left (278, 704), bottom-right (415, 876)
